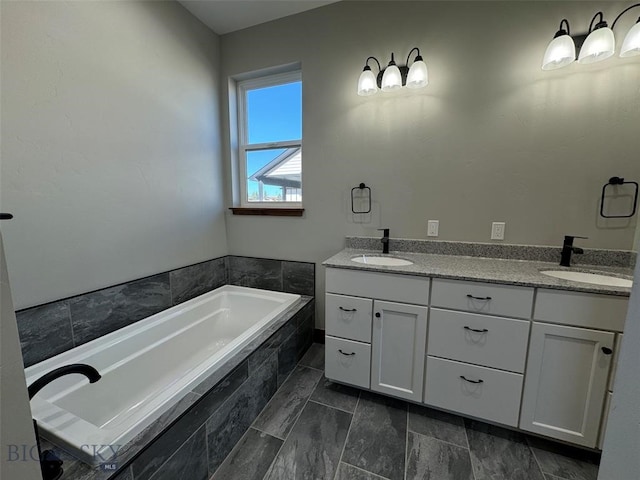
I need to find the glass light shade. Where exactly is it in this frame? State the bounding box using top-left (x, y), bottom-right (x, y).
top-left (541, 34), bottom-right (576, 70)
top-left (578, 27), bottom-right (615, 64)
top-left (406, 60), bottom-right (429, 88)
top-left (381, 64), bottom-right (402, 92)
top-left (620, 22), bottom-right (640, 57)
top-left (357, 69), bottom-right (378, 96)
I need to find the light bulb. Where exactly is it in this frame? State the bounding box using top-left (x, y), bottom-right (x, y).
top-left (406, 58), bottom-right (428, 88)
top-left (578, 27), bottom-right (615, 64)
top-left (357, 67), bottom-right (378, 96)
top-left (620, 21), bottom-right (640, 57)
top-left (542, 34), bottom-right (576, 70)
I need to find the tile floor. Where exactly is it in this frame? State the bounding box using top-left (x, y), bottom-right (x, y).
top-left (210, 344), bottom-right (600, 480)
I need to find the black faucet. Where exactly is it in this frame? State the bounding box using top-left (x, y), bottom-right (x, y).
top-left (378, 228), bottom-right (390, 254)
top-left (560, 235), bottom-right (588, 267)
top-left (28, 364), bottom-right (101, 480)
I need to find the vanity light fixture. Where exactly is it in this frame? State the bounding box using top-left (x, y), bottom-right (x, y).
top-left (357, 47), bottom-right (428, 96)
top-left (542, 3), bottom-right (640, 70)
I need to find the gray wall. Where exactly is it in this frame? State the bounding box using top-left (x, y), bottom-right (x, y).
top-left (219, 1), bottom-right (640, 327)
top-left (1, 1), bottom-right (228, 309)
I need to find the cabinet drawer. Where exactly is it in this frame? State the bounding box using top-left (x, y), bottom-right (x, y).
top-left (424, 356), bottom-right (523, 427)
top-left (326, 268), bottom-right (430, 305)
top-left (534, 289), bottom-right (628, 332)
top-left (431, 278), bottom-right (534, 319)
top-left (325, 336), bottom-right (371, 389)
top-left (428, 308), bottom-right (530, 373)
top-left (325, 293), bottom-right (373, 342)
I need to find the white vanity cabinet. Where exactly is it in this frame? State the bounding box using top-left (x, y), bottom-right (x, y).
top-left (325, 268), bottom-right (430, 401)
top-left (323, 264), bottom-right (629, 449)
top-left (519, 322), bottom-right (614, 447)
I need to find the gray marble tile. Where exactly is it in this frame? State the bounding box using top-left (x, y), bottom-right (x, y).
top-left (545, 476), bottom-right (566, 480)
top-left (406, 432), bottom-right (474, 480)
top-left (336, 463), bottom-right (390, 480)
top-left (211, 428), bottom-right (283, 480)
top-left (132, 362), bottom-right (248, 480)
top-left (277, 330), bottom-right (298, 387)
top-left (310, 378), bottom-right (359, 413)
top-left (253, 365), bottom-right (322, 439)
top-left (283, 261), bottom-right (315, 296)
top-left (170, 257), bottom-right (226, 305)
top-left (227, 256), bottom-right (283, 291)
top-left (299, 342), bottom-right (324, 370)
top-left (16, 301), bottom-right (73, 367)
top-left (528, 437), bottom-right (599, 480)
top-left (408, 405), bottom-right (468, 448)
top-left (206, 354), bottom-right (278, 474)
top-left (465, 420), bottom-right (544, 480)
top-left (248, 318), bottom-right (296, 375)
top-left (264, 401), bottom-right (352, 480)
top-left (296, 314), bottom-right (314, 360)
top-left (342, 392), bottom-right (407, 480)
top-left (69, 273), bottom-right (171, 344)
top-left (149, 427), bottom-right (208, 480)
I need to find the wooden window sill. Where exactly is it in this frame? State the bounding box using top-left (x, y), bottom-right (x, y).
top-left (230, 207), bottom-right (305, 217)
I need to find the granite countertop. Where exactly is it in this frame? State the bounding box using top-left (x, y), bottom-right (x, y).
top-left (323, 249), bottom-right (634, 297)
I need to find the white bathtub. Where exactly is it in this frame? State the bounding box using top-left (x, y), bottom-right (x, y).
top-left (25, 285), bottom-right (301, 466)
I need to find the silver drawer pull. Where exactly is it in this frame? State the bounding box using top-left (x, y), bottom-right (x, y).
top-left (338, 349), bottom-right (356, 356)
top-left (464, 326), bottom-right (489, 333)
top-left (460, 375), bottom-right (484, 384)
top-left (466, 294), bottom-right (492, 301)
top-left (339, 307), bottom-right (357, 312)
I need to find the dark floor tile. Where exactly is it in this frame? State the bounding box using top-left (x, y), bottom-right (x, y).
top-left (310, 378), bottom-right (360, 413)
top-left (206, 355), bottom-right (278, 474)
top-left (264, 401), bottom-right (352, 480)
top-left (299, 343), bottom-right (324, 370)
top-left (283, 261), bottom-right (315, 296)
top-left (253, 366), bottom-right (323, 439)
top-left (408, 405), bottom-right (468, 448)
top-left (170, 258), bottom-right (225, 305)
top-left (149, 427), bottom-right (208, 480)
top-left (406, 432), bottom-right (473, 480)
top-left (211, 428), bottom-right (283, 480)
top-left (277, 330), bottom-right (298, 386)
top-left (69, 273), bottom-right (171, 344)
top-left (228, 256), bottom-right (283, 291)
top-left (16, 301), bottom-right (73, 366)
top-left (465, 420), bottom-right (545, 480)
top-left (336, 462), bottom-right (389, 479)
top-left (545, 475), bottom-right (565, 480)
top-left (111, 466), bottom-right (133, 480)
top-left (342, 392), bottom-right (407, 480)
top-left (528, 437), bottom-right (599, 480)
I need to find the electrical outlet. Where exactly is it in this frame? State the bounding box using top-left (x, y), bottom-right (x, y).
top-left (491, 222), bottom-right (506, 240)
top-left (427, 220), bottom-right (439, 237)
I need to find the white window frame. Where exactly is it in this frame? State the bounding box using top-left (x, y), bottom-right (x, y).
top-left (237, 70), bottom-right (302, 208)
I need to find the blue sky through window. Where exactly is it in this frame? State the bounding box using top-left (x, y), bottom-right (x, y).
top-left (246, 81), bottom-right (301, 201)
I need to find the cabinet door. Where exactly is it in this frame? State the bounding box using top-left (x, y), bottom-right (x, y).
top-left (520, 322), bottom-right (614, 447)
top-left (370, 300), bottom-right (428, 401)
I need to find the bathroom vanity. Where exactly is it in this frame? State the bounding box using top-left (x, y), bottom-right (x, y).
top-left (323, 248), bottom-right (632, 450)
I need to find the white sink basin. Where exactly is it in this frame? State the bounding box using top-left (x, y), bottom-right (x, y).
top-left (351, 255), bottom-right (413, 267)
top-left (540, 270), bottom-right (633, 288)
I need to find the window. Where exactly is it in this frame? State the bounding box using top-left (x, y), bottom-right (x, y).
top-left (237, 71), bottom-right (302, 209)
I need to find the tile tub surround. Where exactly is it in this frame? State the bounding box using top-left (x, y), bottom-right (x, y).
top-left (346, 237), bottom-right (637, 269)
top-left (324, 248), bottom-right (634, 296)
top-left (16, 255), bottom-right (315, 366)
top-left (36, 297), bottom-right (315, 480)
top-left (209, 343), bottom-right (600, 480)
